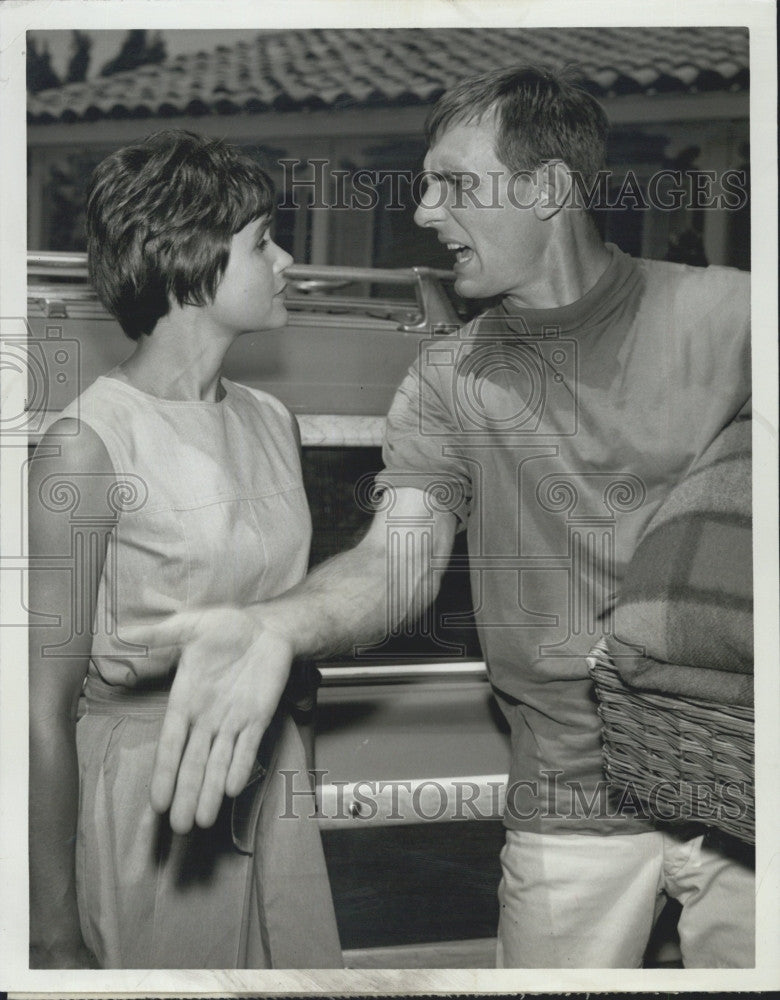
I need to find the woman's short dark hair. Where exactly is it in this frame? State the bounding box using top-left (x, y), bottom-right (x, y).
top-left (426, 65), bottom-right (608, 185)
top-left (86, 130), bottom-right (275, 339)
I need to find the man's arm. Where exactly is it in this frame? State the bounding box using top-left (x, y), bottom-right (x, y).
top-left (142, 486), bottom-right (457, 833)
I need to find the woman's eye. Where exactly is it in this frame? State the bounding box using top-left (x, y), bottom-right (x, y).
top-left (256, 237), bottom-right (269, 251)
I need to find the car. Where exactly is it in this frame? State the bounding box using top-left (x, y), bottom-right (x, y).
top-left (25, 251), bottom-right (511, 968)
top-left (26, 251), bottom-right (465, 420)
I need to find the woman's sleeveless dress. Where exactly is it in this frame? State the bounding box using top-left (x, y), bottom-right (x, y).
top-left (62, 374), bottom-right (342, 968)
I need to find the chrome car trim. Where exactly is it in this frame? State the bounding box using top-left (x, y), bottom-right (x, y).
top-left (27, 252), bottom-right (458, 334)
top-left (297, 413), bottom-right (386, 447)
top-left (27, 411), bottom-right (387, 449)
top-left (317, 771), bottom-right (507, 829)
top-left (28, 251), bottom-right (453, 282)
top-left (318, 660), bottom-right (488, 685)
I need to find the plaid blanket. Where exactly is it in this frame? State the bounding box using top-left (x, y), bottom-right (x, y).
top-left (608, 416), bottom-right (753, 706)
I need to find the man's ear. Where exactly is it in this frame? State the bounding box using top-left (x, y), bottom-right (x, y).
top-left (533, 160), bottom-right (573, 221)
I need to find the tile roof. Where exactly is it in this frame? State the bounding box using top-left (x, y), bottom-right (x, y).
top-left (28, 26), bottom-right (749, 125)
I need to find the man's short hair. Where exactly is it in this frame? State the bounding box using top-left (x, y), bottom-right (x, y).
top-left (86, 130), bottom-right (275, 339)
top-left (426, 66), bottom-right (609, 185)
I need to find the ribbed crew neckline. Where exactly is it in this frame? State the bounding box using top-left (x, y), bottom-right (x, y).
top-left (495, 244), bottom-right (638, 334)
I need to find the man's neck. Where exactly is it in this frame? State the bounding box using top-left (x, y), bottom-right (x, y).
top-left (506, 224), bottom-right (613, 310)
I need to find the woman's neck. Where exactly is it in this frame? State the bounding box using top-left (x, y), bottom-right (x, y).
top-left (118, 309), bottom-right (233, 402)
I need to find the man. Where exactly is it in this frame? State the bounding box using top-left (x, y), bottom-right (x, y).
top-left (138, 67), bottom-right (753, 967)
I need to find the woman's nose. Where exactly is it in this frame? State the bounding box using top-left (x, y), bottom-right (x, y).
top-left (273, 242), bottom-right (294, 273)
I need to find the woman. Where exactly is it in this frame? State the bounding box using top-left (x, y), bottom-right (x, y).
top-left (28, 131), bottom-right (342, 969)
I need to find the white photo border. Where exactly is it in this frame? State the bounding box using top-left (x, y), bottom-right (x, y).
top-left (1, 0), bottom-right (777, 993)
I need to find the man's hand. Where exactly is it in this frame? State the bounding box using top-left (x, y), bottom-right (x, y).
top-left (130, 608), bottom-right (293, 834)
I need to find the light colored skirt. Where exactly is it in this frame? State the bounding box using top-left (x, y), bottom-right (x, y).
top-left (75, 686), bottom-right (342, 969)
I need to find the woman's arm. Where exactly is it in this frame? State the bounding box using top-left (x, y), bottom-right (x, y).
top-left (28, 419), bottom-right (117, 968)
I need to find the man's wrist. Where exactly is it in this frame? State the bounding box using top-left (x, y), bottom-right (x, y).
top-left (251, 601), bottom-right (309, 660)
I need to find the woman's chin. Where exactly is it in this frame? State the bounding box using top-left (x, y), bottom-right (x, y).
top-left (268, 301), bottom-right (289, 327)
top-left (238, 309), bottom-right (289, 335)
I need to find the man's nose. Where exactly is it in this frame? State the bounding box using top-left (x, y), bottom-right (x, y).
top-left (414, 176), bottom-right (446, 229)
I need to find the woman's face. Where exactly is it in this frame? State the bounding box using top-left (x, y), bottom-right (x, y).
top-left (206, 216), bottom-right (293, 335)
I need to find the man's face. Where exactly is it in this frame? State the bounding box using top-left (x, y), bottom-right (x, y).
top-left (414, 117), bottom-right (547, 302)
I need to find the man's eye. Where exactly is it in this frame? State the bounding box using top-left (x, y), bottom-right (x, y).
top-left (256, 237), bottom-right (269, 251)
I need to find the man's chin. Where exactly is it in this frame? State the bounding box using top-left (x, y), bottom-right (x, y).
top-left (454, 275), bottom-right (496, 300)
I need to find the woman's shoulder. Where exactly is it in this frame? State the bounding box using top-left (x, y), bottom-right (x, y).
top-left (223, 380), bottom-right (297, 429)
top-left (38, 371), bottom-right (126, 471)
top-left (33, 417), bottom-right (112, 472)
top-left (30, 418), bottom-right (117, 526)
top-left (59, 373), bottom-right (139, 427)
top-left (53, 375), bottom-right (157, 482)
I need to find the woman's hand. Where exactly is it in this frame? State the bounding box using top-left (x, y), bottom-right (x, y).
top-left (130, 608), bottom-right (295, 834)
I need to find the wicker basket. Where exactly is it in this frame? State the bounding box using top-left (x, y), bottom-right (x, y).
top-left (587, 642), bottom-right (754, 844)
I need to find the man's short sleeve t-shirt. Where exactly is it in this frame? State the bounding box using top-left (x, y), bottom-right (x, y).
top-left (378, 245), bottom-right (750, 834)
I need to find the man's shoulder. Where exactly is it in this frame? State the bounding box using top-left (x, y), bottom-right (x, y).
top-left (636, 257), bottom-right (750, 315)
top-left (636, 257), bottom-right (750, 298)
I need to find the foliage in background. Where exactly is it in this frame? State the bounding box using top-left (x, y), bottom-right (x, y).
top-left (27, 30), bottom-right (166, 91)
top-left (100, 30), bottom-right (166, 77)
top-left (43, 151), bottom-right (111, 252)
top-left (27, 36), bottom-right (61, 93)
top-left (66, 30), bottom-right (92, 84)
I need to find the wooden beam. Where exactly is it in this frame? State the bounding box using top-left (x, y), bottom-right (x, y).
top-left (27, 91), bottom-right (749, 150)
top-left (27, 105), bottom-right (431, 149)
top-left (602, 90), bottom-right (749, 125)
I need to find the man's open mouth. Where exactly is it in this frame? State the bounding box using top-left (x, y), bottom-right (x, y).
top-left (446, 242), bottom-right (474, 265)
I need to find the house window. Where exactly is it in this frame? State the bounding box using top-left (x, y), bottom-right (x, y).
top-left (239, 143), bottom-right (313, 262)
top-left (36, 148), bottom-right (113, 251)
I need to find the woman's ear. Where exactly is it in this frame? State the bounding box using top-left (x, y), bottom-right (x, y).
top-left (533, 160), bottom-right (574, 221)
